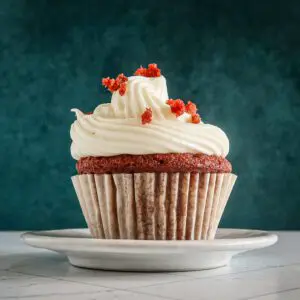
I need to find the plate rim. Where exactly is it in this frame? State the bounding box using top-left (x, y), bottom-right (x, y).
top-left (21, 228), bottom-right (278, 251)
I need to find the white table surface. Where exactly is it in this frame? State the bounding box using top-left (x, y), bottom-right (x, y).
top-left (0, 231), bottom-right (299, 300)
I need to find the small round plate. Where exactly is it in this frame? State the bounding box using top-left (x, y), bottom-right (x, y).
top-left (22, 228), bottom-right (277, 272)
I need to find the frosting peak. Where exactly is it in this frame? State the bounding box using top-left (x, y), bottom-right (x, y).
top-left (94, 76), bottom-right (174, 120)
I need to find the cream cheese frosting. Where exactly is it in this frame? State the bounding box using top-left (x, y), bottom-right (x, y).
top-left (70, 75), bottom-right (229, 159)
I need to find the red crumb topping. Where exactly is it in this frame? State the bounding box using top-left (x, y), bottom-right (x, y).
top-left (134, 66), bottom-right (147, 76)
top-left (102, 78), bottom-right (115, 92)
top-left (141, 107), bottom-right (153, 125)
top-left (185, 101), bottom-right (197, 115)
top-left (191, 113), bottom-right (201, 124)
top-left (102, 73), bottom-right (128, 95)
top-left (166, 99), bottom-right (186, 117)
top-left (147, 63), bottom-right (161, 77)
top-left (119, 82), bottom-right (126, 96)
top-left (134, 63), bottom-right (161, 77)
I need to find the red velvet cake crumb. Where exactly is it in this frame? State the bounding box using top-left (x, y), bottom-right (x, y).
top-left (141, 107), bottom-right (153, 125)
top-left (134, 66), bottom-right (147, 76)
top-left (185, 101), bottom-right (197, 115)
top-left (147, 63), bottom-right (161, 77)
top-left (166, 99), bottom-right (186, 117)
top-left (102, 73), bottom-right (128, 95)
top-left (134, 63), bottom-right (161, 77)
top-left (118, 82), bottom-right (126, 96)
top-left (191, 113), bottom-right (201, 124)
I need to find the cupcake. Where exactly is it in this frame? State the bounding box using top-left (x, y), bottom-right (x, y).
top-left (71, 64), bottom-right (237, 240)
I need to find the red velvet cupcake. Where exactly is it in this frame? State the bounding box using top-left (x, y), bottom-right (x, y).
top-left (71, 64), bottom-right (237, 240)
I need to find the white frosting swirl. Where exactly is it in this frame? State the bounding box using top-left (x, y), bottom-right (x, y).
top-left (70, 75), bottom-right (229, 159)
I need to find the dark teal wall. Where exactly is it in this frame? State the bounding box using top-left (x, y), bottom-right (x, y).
top-left (1, 0), bottom-right (300, 230)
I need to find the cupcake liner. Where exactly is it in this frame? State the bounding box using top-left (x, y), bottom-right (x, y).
top-left (71, 172), bottom-right (237, 240)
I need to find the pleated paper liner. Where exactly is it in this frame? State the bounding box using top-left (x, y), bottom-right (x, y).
top-left (71, 173), bottom-right (237, 240)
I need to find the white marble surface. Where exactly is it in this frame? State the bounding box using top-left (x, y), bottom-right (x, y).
top-left (0, 231), bottom-right (299, 300)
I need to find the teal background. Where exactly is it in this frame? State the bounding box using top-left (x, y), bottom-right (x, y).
top-left (1, 0), bottom-right (300, 230)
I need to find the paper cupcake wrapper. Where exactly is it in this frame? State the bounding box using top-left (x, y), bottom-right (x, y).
top-left (71, 172), bottom-right (237, 240)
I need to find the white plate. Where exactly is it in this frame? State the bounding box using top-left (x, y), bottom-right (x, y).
top-left (22, 228), bottom-right (277, 272)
